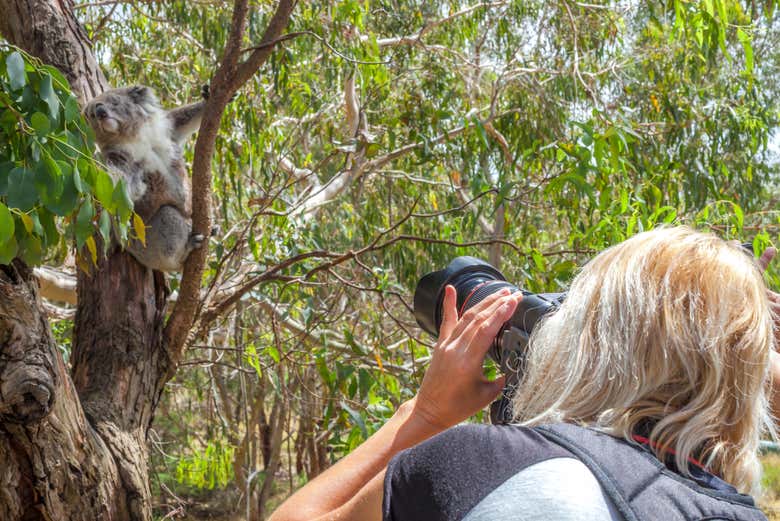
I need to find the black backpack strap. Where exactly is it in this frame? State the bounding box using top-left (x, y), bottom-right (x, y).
top-left (535, 424), bottom-right (642, 521)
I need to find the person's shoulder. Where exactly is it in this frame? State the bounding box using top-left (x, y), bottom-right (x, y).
top-left (412, 422), bottom-right (567, 462)
top-left (383, 423), bottom-right (571, 521)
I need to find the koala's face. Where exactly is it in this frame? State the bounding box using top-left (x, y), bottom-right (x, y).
top-left (84, 86), bottom-right (161, 146)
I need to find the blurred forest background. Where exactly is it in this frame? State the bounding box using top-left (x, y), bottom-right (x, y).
top-left (3, 0), bottom-right (780, 519)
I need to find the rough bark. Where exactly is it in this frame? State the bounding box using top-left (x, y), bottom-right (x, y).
top-left (0, 261), bottom-right (123, 520)
top-left (0, 0), bottom-right (107, 103)
top-left (0, 1), bottom-right (166, 519)
top-left (71, 248), bottom-right (170, 520)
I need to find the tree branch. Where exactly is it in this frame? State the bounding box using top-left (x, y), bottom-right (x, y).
top-left (294, 107), bottom-right (523, 216)
top-left (367, 1), bottom-right (509, 48)
top-left (163, 0), bottom-right (297, 377)
top-left (33, 266), bottom-right (77, 305)
top-left (230, 0), bottom-right (298, 92)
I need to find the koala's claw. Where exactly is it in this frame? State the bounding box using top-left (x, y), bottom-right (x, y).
top-left (201, 83), bottom-right (237, 102)
top-left (189, 233), bottom-right (206, 250)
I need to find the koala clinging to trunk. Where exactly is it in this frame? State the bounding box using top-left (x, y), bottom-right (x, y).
top-left (84, 85), bottom-right (208, 272)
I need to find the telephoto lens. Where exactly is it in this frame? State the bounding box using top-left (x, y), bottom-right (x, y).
top-left (414, 257), bottom-right (565, 423)
top-left (413, 257), bottom-right (518, 338)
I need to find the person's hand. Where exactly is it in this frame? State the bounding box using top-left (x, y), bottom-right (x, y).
top-left (410, 285), bottom-right (521, 431)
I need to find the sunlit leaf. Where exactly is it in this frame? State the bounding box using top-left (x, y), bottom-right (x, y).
top-left (0, 202), bottom-right (14, 245)
top-left (132, 213), bottom-right (146, 246)
top-left (85, 236), bottom-right (98, 265)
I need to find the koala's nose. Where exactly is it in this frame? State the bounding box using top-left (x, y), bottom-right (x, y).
top-left (95, 104), bottom-right (108, 119)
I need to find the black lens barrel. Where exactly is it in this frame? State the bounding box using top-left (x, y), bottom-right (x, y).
top-left (413, 256), bottom-right (565, 425)
top-left (413, 256), bottom-right (509, 336)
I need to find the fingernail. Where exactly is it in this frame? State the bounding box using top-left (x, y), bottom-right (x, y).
top-left (500, 288), bottom-right (511, 295)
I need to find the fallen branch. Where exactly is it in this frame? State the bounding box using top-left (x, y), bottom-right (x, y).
top-left (33, 266), bottom-right (77, 305)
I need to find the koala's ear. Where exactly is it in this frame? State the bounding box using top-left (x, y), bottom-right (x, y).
top-left (129, 85), bottom-right (150, 103)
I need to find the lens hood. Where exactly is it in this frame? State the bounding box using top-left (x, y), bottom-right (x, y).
top-left (413, 256), bottom-right (507, 336)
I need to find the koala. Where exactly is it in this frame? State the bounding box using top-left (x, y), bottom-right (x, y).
top-left (84, 85), bottom-right (208, 272)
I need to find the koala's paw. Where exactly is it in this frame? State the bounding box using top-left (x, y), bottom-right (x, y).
top-left (188, 232), bottom-right (206, 250)
top-left (201, 83), bottom-right (237, 102)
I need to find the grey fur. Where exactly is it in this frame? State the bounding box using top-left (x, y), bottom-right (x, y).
top-left (126, 206), bottom-right (204, 272)
top-left (84, 85), bottom-right (207, 272)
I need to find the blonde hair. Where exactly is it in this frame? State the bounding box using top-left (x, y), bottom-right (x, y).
top-left (511, 226), bottom-right (775, 494)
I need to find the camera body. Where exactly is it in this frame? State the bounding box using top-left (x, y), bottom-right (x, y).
top-left (413, 256), bottom-right (565, 423)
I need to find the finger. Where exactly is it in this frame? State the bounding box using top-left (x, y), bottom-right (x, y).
top-left (759, 247), bottom-right (777, 273)
top-left (438, 285), bottom-right (458, 341)
top-left (456, 292), bottom-right (520, 355)
top-left (479, 374), bottom-right (506, 404)
top-left (474, 374), bottom-right (507, 409)
top-left (447, 288), bottom-right (512, 342)
top-left (463, 293), bottom-right (522, 357)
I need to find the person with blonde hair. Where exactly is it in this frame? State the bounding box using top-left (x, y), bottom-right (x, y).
top-left (270, 226), bottom-right (780, 521)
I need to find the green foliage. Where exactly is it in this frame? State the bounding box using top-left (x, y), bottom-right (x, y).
top-left (175, 440), bottom-right (235, 490)
top-left (50, 318), bottom-right (74, 363)
top-left (763, 455), bottom-right (780, 500)
top-left (0, 45), bottom-right (131, 267)
top-left (18, 0), bottom-right (780, 513)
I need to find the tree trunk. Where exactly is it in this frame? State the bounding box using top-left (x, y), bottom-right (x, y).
top-left (70, 248), bottom-right (170, 520)
top-left (0, 0), bottom-right (296, 518)
top-left (0, 1), bottom-right (169, 519)
top-left (0, 261), bottom-right (124, 520)
top-left (0, 0), bottom-right (107, 103)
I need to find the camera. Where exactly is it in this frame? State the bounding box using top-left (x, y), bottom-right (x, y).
top-left (413, 256), bottom-right (565, 424)
top-left (413, 243), bottom-right (758, 423)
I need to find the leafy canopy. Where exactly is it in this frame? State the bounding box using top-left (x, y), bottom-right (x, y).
top-left (0, 46), bottom-right (133, 267)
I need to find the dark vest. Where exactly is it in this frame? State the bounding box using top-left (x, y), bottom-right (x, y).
top-left (536, 423), bottom-right (767, 521)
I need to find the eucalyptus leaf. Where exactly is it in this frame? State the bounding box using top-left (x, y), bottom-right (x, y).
top-left (0, 234), bottom-right (18, 265)
top-left (75, 198), bottom-right (95, 248)
top-left (6, 51), bottom-right (25, 90)
top-left (0, 202), bottom-right (14, 244)
top-left (6, 167), bottom-right (38, 211)
top-left (30, 112), bottom-right (51, 135)
top-left (39, 75), bottom-right (60, 118)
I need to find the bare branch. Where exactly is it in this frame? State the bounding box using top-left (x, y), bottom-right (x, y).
top-left (220, 0), bottom-right (251, 73)
top-left (242, 29), bottom-right (390, 65)
top-left (42, 301), bottom-right (76, 320)
top-left (455, 187), bottom-right (494, 236)
top-left (295, 107), bottom-right (524, 216)
top-left (344, 71), bottom-right (359, 137)
top-left (279, 157), bottom-right (315, 181)
top-left (230, 0), bottom-right (298, 91)
top-left (34, 266), bottom-right (77, 305)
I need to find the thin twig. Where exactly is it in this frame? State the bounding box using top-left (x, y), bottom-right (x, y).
top-left (242, 29), bottom-right (390, 65)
